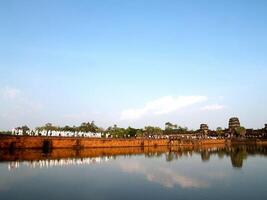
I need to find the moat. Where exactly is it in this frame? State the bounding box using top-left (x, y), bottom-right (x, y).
top-left (0, 145), bottom-right (267, 200)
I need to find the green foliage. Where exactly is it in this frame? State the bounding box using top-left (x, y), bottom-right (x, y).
top-left (144, 126), bottom-right (163, 136)
top-left (164, 122), bottom-right (189, 135)
top-left (104, 125), bottom-right (139, 138)
top-left (104, 125), bottom-right (163, 138)
top-left (0, 131), bottom-right (12, 135)
top-left (230, 146), bottom-right (248, 168)
top-left (36, 121), bottom-right (103, 133)
top-left (14, 125), bottom-right (30, 135)
top-left (136, 129), bottom-right (144, 137)
top-left (36, 123), bottom-right (58, 131)
top-left (235, 126), bottom-right (246, 137)
top-left (79, 121), bottom-right (98, 132)
top-left (8, 121), bottom-right (204, 137)
top-left (165, 122), bottom-right (177, 130)
top-left (165, 153), bottom-right (175, 162)
top-left (216, 127), bottom-right (223, 136)
top-left (62, 125), bottom-right (76, 132)
top-left (125, 127), bottom-right (138, 137)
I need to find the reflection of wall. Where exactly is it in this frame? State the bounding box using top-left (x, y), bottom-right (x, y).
top-left (0, 146), bottom-right (170, 161)
top-left (167, 145), bottom-right (267, 169)
top-left (8, 157), bottom-right (110, 171)
top-left (2, 144), bottom-right (267, 169)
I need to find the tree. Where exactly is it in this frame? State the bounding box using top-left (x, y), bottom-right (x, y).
top-left (216, 127), bottom-right (224, 137)
top-left (144, 126), bottom-right (163, 136)
top-left (104, 124), bottom-right (127, 138)
top-left (36, 123), bottom-right (58, 131)
top-left (45, 123), bottom-right (52, 127)
top-left (235, 127), bottom-right (246, 137)
top-left (0, 131), bottom-right (12, 135)
top-left (21, 125), bottom-right (30, 135)
top-left (125, 127), bottom-right (138, 137)
top-left (166, 152), bottom-right (175, 162)
top-left (165, 122), bottom-right (177, 130)
top-left (62, 125), bottom-right (75, 132)
top-left (136, 129), bottom-right (144, 137)
top-left (177, 126), bottom-right (188, 134)
top-left (77, 121), bottom-right (100, 132)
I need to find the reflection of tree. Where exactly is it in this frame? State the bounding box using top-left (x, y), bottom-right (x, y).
top-left (164, 145), bottom-right (267, 168)
top-left (166, 152), bottom-right (175, 162)
top-left (217, 150), bottom-right (225, 159)
top-left (2, 145), bottom-right (267, 169)
top-left (201, 150), bottom-right (210, 162)
top-left (230, 146), bottom-right (248, 168)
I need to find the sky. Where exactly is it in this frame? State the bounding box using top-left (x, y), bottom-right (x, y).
top-left (0, 0), bottom-right (267, 130)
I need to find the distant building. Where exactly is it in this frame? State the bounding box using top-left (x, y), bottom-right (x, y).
top-left (200, 124), bottom-right (209, 138)
top-left (228, 117), bottom-right (240, 134)
top-left (246, 129), bottom-right (253, 136)
top-left (200, 124), bottom-right (209, 132)
top-left (245, 124), bottom-right (267, 138)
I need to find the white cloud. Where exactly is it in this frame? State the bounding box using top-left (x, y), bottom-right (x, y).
top-left (2, 87), bottom-right (21, 100)
top-left (201, 104), bottom-right (226, 111)
top-left (120, 96), bottom-right (207, 120)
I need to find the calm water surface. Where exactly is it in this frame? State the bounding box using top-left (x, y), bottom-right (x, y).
top-left (0, 145), bottom-right (267, 200)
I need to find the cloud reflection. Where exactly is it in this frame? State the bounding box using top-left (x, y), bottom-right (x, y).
top-left (119, 161), bottom-right (209, 188)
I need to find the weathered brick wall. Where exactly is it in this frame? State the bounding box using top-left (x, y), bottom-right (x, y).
top-left (0, 135), bottom-right (169, 149)
top-left (80, 138), bottom-right (168, 148)
top-left (0, 135), bottom-right (227, 149)
top-left (0, 135), bottom-right (44, 149)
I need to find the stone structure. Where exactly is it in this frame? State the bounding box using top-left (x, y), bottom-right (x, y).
top-left (228, 117), bottom-right (240, 133)
top-left (0, 135), bottom-right (226, 150)
top-left (200, 124), bottom-right (209, 137)
top-left (263, 124), bottom-right (267, 137)
top-left (200, 124), bottom-right (209, 131)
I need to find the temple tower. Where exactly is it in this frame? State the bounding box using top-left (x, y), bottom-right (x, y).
top-left (200, 124), bottom-right (209, 137)
top-left (228, 117), bottom-right (240, 133)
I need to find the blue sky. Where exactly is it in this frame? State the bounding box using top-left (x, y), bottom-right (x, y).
top-left (0, 0), bottom-right (267, 130)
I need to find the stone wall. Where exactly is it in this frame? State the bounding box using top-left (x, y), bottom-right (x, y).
top-left (0, 135), bottom-right (227, 149)
top-left (0, 135), bottom-right (169, 149)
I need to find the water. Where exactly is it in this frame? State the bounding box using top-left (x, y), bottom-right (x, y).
top-left (0, 145), bottom-right (267, 200)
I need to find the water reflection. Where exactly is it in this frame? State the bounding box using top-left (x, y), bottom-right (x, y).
top-left (7, 157), bottom-right (110, 171)
top-left (119, 160), bottom-right (209, 188)
top-left (1, 145), bottom-right (267, 200)
top-left (1, 145), bottom-right (267, 169)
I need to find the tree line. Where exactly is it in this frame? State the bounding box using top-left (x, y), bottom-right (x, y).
top-left (1, 121), bottom-right (258, 138)
top-left (4, 121), bottom-right (192, 137)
